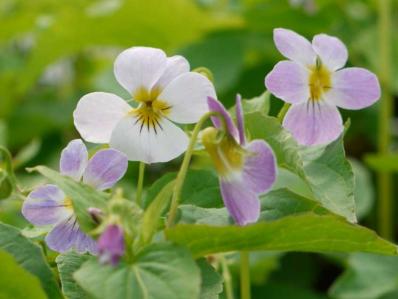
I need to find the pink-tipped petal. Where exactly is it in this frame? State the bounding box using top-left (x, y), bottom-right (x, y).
top-left (235, 94), bottom-right (246, 145)
top-left (22, 185), bottom-right (71, 226)
top-left (83, 149), bottom-right (128, 191)
top-left (220, 179), bottom-right (260, 226)
top-left (60, 139), bottom-right (88, 181)
top-left (273, 28), bottom-right (316, 66)
top-left (97, 224), bottom-right (125, 266)
top-left (312, 34), bottom-right (348, 71)
top-left (325, 67), bottom-right (381, 110)
top-left (207, 96), bottom-right (238, 140)
top-left (283, 101), bottom-right (343, 146)
top-left (242, 140), bottom-right (277, 194)
top-left (265, 61), bottom-right (310, 104)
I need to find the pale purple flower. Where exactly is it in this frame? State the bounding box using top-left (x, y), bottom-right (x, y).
top-left (73, 47), bottom-right (216, 163)
top-left (265, 28), bottom-right (381, 146)
top-left (203, 96), bottom-right (277, 225)
top-left (98, 224), bottom-right (125, 266)
top-left (22, 139), bottom-right (128, 254)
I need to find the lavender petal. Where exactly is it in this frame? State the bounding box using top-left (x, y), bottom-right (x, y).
top-left (82, 149), bottom-right (128, 191)
top-left (60, 139), bottom-right (88, 181)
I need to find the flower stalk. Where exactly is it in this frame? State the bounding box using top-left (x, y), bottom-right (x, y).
top-left (240, 251), bottom-right (251, 299)
top-left (377, 0), bottom-right (394, 239)
top-left (166, 111), bottom-right (222, 228)
top-left (135, 162), bottom-right (145, 206)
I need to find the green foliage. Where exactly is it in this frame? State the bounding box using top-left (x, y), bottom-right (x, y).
top-left (330, 254), bottom-right (398, 299)
top-left (0, 250), bottom-right (47, 299)
top-left (56, 252), bottom-right (91, 299)
top-left (75, 243), bottom-right (201, 299)
top-left (197, 258), bottom-right (223, 299)
top-left (145, 170), bottom-right (223, 209)
top-left (0, 222), bottom-right (62, 299)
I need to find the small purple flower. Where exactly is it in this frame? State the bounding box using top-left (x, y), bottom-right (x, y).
top-left (22, 139), bottom-right (128, 254)
top-left (265, 28), bottom-right (381, 146)
top-left (97, 224), bottom-right (125, 266)
top-left (203, 96), bottom-right (277, 226)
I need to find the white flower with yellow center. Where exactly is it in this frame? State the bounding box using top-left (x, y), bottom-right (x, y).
top-left (74, 47), bottom-right (216, 163)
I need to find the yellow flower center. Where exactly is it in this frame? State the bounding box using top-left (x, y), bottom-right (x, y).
top-left (202, 127), bottom-right (244, 177)
top-left (308, 60), bottom-right (331, 101)
top-left (63, 197), bottom-right (74, 212)
top-left (129, 87), bottom-right (171, 134)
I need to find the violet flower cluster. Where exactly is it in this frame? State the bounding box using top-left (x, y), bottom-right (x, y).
top-left (21, 28), bottom-right (380, 265)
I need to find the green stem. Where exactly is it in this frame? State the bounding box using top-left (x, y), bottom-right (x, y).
top-left (166, 111), bottom-right (220, 227)
top-left (377, 0), bottom-right (393, 239)
top-left (135, 162), bottom-right (145, 206)
top-left (277, 102), bottom-right (291, 123)
top-left (240, 251), bottom-right (251, 299)
top-left (221, 256), bottom-right (234, 299)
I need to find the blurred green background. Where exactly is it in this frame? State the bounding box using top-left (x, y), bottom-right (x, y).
top-left (0, 0), bottom-right (397, 298)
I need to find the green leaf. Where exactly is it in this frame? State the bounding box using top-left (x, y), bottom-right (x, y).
top-left (140, 180), bottom-right (175, 245)
top-left (329, 253), bottom-right (398, 299)
top-left (245, 112), bottom-right (305, 177)
top-left (0, 250), bottom-right (47, 299)
top-left (166, 213), bottom-right (398, 257)
top-left (30, 165), bottom-right (107, 231)
top-left (241, 92), bottom-right (271, 116)
top-left (0, 222), bottom-right (62, 299)
top-left (197, 258), bottom-right (223, 299)
top-left (245, 111), bottom-right (356, 222)
top-left (145, 170), bottom-right (222, 209)
top-left (300, 137), bottom-right (356, 223)
top-left (74, 243), bottom-right (201, 299)
top-left (350, 159), bottom-right (374, 220)
top-left (56, 252), bottom-right (91, 299)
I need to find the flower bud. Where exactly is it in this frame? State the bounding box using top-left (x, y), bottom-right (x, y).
top-left (97, 224), bottom-right (125, 266)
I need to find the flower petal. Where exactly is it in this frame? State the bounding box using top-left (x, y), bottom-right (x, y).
top-left (83, 149), bottom-right (128, 191)
top-left (114, 47), bottom-right (167, 95)
top-left (73, 92), bottom-right (131, 143)
top-left (207, 96), bottom-right (238, 140)
top-left (243, 140), bottom-right (277, 194)
top-left (22, 184), bottom-right (71, 226)
top-left (220, 179), bottom-right (260, 226)
top-left (265, 61), bottom-right (310, 104)
top-left (235, 94), bottom-right (246, 145)
top-left (45, 216), bottom-right (97, 254)
top-left (60, 139), bottom-right (88, 181)
top-left (312, 34), bottom-right (348, 71)
top-left (273, 28), bottom-right (316, 66)
top-left (98, 224), bottom-right (124, 266)
top-left (154, 55), bottom-right (190, 90)
top-left (157, 72), bottom-right (216, 124)
top-left (110, 115), bottom-right (189, 163)
top-left (283, 101), bottom-right (343, 146)
top-left (324, 67), bottom-right (381, 110)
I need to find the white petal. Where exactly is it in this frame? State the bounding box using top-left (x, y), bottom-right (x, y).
top-left (154, 55), bottom-right (190, 90)
top-left (312, 34), bottom-right (348, 71)
top-left (114, 47), bottom-right (167, 95)
top-left (110, 116), bottom-right (189, 163)
top-left (73, 92), bottom-right (131, 143)
top-left (157, 72), bottom-right (216, 124)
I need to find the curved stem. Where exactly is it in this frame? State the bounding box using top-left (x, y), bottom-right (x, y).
top-left (135, 162), bottom-right (145, 207)
top-left (377, 0), bottom-right (393, 239)
top-left (277, 102), bottom-right (291, 123)
top-left (240, 251), bottom-right (251, 299)
top-left (166, 111), bottom-right (220, 227)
